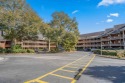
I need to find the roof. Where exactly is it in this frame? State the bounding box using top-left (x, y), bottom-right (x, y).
top-left (80, 31), bottom-right (104, 39)
top-left (101, 24), bottom-right (125, 37)
top-left (80, 24), bottom-right (125, 39)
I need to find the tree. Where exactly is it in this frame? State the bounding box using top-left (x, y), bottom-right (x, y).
top-left (0, 0), bottom-right (42, 46)
top-left (50, 12), bottom-right (79, 51)
top-left (40, 24), bottom-right (54, 51)
top-left (62, 32), bottom-right (78, 51)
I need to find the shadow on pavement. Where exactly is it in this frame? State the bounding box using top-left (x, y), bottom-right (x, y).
top-left (83, 66), bottom-right (125, 83)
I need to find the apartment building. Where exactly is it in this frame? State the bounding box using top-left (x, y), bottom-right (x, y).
top-left (77, 24), bottom-right (125, 50)
top-left (0, 31), bottom-right (56, 49)
top-left (0, 31), bottom-right (11, 49)
top-left (1, 24), bottom-right (125, 50)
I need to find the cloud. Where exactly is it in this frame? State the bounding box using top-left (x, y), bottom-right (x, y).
top-left (106, 19), bottom-right (113, 23)
top-left (98, 0), bottom-right (125, 6)
top-left (72, 10), bottom-right (79, 14)
top-left (107, 13), bottom-right (119, 18)
top-left (110, 13), bottom-right (119, 17)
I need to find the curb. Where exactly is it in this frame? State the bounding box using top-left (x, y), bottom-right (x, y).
top-left (97, 55), bottom-right (125, 60)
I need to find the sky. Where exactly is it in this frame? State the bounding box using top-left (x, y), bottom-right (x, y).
top-left (26, 0), bottom-right (125, 34)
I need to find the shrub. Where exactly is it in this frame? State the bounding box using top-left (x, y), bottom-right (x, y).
top-left (50, 48), bottom-right (59, 53)
top-left (93, 50), bottom-right (117, 56)
top-left (12, 49), bottom-right (27, 53)
top-left (117, 51), bottom-right (125, 58)
top-left (0, 48), bottom-right (5, 53)
top-left (107, 52), bottom-right (117, 56)
top-left (11, 45), bottom-right (22, 49)
top-left (93, 50), bottom-right (101, 54)
top-left (27, 49), bottom-right (35, 53)
top-left (5, 49), bottom-right (12, 53)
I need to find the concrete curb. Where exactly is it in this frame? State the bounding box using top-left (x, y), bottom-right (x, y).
top-left (97, 55), bottom-right (125, 60)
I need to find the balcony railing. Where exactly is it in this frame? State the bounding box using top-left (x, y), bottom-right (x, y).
top-left (22, 45), bottom-right (47, 48)
top-left (5, 44), bottom-right (11, 47)
top-left (101, 39), bottom-right (109, 41)
top-left (110, 44), bottom-right (123, 46)
top-left (23, 41), bottom-right (47, 44)
top-left (110, 37), bottom-right (122, 40)
top-left (76, 45), bottom-right (84, 47)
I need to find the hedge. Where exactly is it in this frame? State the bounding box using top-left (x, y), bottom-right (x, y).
top-left (93, 50), bottom-right (117, 56)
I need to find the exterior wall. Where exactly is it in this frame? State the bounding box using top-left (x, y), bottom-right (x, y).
top-left (77, 25), bottom-right (125, 50)
top-left (77, 37), bottom-right (101, 49)
top-left (0, 41), bottom-right (11, 49)
top-left (0, 40), bottom-right (56, 49)
top-left (0, 24), bottom-right (125, 50)
top-left (16, 40), bottom-right (56, 49)
top-left (0, 41), bottom-right (6, 49)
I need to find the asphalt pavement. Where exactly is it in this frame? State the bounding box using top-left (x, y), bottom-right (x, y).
top-left (77, 56), bottom-right (125, 83)
top-left (0, 52), bottom-right (125, 83)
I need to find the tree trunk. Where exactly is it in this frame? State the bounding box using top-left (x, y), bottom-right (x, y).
top-left (48, 39), bottom-right (50, 52)
top-left (13, 39), bottom-right (17, 46)
top-left (56, 42), bottom-right (59, 50)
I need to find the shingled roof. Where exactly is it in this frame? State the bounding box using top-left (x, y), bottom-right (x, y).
top-left (80, 24), bottom-right (125, 39)
top-left (80, 31), bottom-right (104, 38)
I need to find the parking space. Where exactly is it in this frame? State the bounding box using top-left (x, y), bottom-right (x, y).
top-left (24, 54), bottom-right (95, 83)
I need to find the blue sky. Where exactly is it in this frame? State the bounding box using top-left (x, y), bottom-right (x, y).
top-left (26, 0), bottom-right (125, 34)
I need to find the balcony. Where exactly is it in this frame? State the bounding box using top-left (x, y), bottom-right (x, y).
top-left (91, 40), bottom-right (101, 42)
top-left (110, 44), bottom-right (123, 46)
top-left (22, 45), bottom-right (47, 48)
top-left (110, 37), bottom-right (122, 40)
top-left (5, 44), bottom-right (11, 47)
top-left (101, 38), bottom-right (109, 41)
top-left (76, 45), bottom-right (84, 47)
top-left (78, 41), bottom-right (84, 43)
top-left (102, 43), bottom-right (124, 46)
top-left (102, 44), bottom-right (110, 46)
top-left (50, 45), bottom-right (56, 47)
top-left (23, 41), bottom-right (47, 44)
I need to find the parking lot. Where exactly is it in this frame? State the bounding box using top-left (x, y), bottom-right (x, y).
top-left (0, 52), bottom-right (125, 83)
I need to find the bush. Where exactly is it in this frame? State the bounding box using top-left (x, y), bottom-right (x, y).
top-left (93, 50), bottom-right (101, 54)
top-left (11, 45), bottom-right (22, 49)
top-left (27, 49), bottom-right (35, 53)
top-left (106, 52), bottom-right (117, 56)
top-left (93, 50), bottom-right (117, 56)
top-left (12, 49), bottom-right (27, 53)
top-left (5, 49), bottom-right (12, 53)
top-left (117, 51), bottom-right (125, 58)
top-left (0, 48), bottom-right (6, 53)
top-left (50, 48), bottom-right (59, 53)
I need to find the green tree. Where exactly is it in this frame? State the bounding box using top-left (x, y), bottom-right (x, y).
top-left (50, 12), bottom-right (79, 51)
top-left (40, 24), bottom-right (54, 52)
top-left (0, 0), bottom-right (42, 46)
top-left (62, 32), bottom-right (78, 51)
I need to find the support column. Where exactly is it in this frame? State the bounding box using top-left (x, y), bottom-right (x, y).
top-left (109, 35), bottom-right (111, 49)
top-left (101, 37), bottom-right (102, 55)
top-left (123, 31), bottom-right (125, 50)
